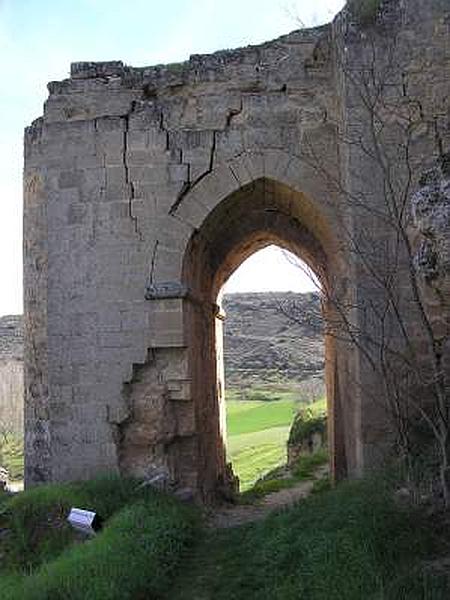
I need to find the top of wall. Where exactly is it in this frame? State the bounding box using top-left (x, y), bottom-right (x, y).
top-left (43, 0), bottom-right (416, 99)
top-left (65, 23), bottom-right (331, 86)
top-left (30, 22), bottom-right (337, 131)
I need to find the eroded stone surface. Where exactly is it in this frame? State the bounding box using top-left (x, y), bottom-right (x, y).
top-left (412, 155), bottom-right (450, 295)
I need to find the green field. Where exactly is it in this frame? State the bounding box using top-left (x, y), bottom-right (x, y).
top-left (0, 434), bottom-right (23, 481)
top-left (226, 398), bottom-right (297, 490)
top-left (226, 396), bottom-right (327, 491)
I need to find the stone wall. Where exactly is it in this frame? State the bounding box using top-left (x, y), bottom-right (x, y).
top-left (24, 0), bottom-right (450, 501)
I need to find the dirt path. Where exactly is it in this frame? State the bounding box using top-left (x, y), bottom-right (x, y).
top-left (166, 471), bottom-right (327, 600)
top-left (208, 477), bottom-right (317, 528)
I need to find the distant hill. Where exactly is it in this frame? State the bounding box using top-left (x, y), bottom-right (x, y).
top-left (222, 292), bottom-right (324, 390)
top-left (0, 315), bottom-right (24, 435)
top-left (0, 315), bottom-right (23, 361)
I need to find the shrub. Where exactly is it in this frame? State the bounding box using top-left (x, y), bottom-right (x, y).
top-left (288, 407), bottom-right (327, 447)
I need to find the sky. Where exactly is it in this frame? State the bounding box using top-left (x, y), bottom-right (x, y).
top-left (0, 0), bottom-right (344, 316)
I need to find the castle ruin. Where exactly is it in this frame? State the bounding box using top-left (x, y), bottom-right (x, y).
top-left (24, 0), bottom-right (450, 501)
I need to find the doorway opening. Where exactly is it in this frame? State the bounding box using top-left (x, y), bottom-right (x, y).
top-left (218, 245), bottom-right (327, 493)
top-left (181, 177), bottom-right (348, 501)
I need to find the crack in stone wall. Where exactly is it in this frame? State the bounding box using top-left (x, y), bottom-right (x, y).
top-left (169, 130), bottom-right (217, 215)
top-left (122, 106), bottom-right (140, 238)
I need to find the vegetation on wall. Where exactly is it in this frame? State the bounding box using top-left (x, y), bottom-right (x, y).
top-left (288, 402), bottom-right (327, 448)
top-left (346, 0), bottom-right (383, 24)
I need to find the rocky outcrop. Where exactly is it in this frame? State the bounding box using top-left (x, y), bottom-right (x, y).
top-left (0, 316), bottom-right (24, 435)
top-left (287, 408), bottom-right (327, 468)
top-left (411, 154), bottom-right (450, 297)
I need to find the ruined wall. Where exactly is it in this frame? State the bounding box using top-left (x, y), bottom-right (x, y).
top-left (24, 0), bottom-right (450, 500)
top-left (336, 0), bottom-right (450, 469)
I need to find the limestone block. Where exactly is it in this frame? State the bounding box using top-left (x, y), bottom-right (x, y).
top-left (148, 298), bottom-right (185, 347)
top-left (166, 379), bottom-right (192, 402)
top-left (44, 90), bottom-right (138, 124)
top-left (129, 165), bottom-right (169, 185)
top-left (185, 162), bottom-right (238, 214)
top-left (129, 102), bottom-right (161, 131)
top-left (171, 196), bottom-right (209, 230)
top-left (174, 404), bottom-right (196, 436)
top-left (151, 244), bottom-right (185, 283)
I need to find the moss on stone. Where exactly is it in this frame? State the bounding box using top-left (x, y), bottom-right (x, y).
top-left (288, 407), bottom-right (327, 447)
top-left (165, 62), bottom-right (185, 74)
top-left (347, 0), bottom-right (383, 25)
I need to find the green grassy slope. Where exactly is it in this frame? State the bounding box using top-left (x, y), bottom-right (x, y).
top-left (226, 397), bottom-right (326, 490)
top-left (166, 478), bottom-right (449, 600)
top-left (226, 399), bottom-right (296, 489)
top-left (0, 477), bottom-right (197, 600)
top-left (1, 466), bottom-right (449, 599)
top-left (227, 426), bottom-right (290, 490)
top-left (226, 399), bottom-right (297, 435)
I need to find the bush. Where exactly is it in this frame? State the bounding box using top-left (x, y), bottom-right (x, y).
top-left (288, 407), bottom-right (327, 447)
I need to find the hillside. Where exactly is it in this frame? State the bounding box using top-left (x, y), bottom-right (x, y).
top-left (0, 316), bottom-right (23, 361)
top-left (222, 292), bottom-right (324, 390)
top-left (0, 315), bottom-right (23, 435)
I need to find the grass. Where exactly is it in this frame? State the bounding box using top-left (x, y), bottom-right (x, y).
top-left (1, 455), bottom-right (449, 599)
top-left (226, 395), bottom-right (326, 490)
top-left (0, 476), bottom-right (198, 600)
top-left (239, 449), bottom-right (329, 503)
top-left (166, 477), bottom-right (450, 600)
top-left (0, 475), bottom-right (150, 571)
top-left (0, 433), bottom-right (24, 481)
top-left (227, 427), bottom-right (290, 491)
top-left (226, 398), bottom-right (295, 490)
top-left (226, 399), bottom-right (297, 436)
top-left (292, 448), bottom-right (328, 479)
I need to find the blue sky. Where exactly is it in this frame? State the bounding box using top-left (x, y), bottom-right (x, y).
top-left (0, 0), bottom-right (344, 314)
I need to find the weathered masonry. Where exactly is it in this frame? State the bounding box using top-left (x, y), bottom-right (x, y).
top-left (24, 0), bottom-right (450, 501)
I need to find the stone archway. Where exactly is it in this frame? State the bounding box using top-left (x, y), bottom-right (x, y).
top-left (25, 0), bottom-right (450, 495)
top-left (179, 176), bottom-right (348, 500)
